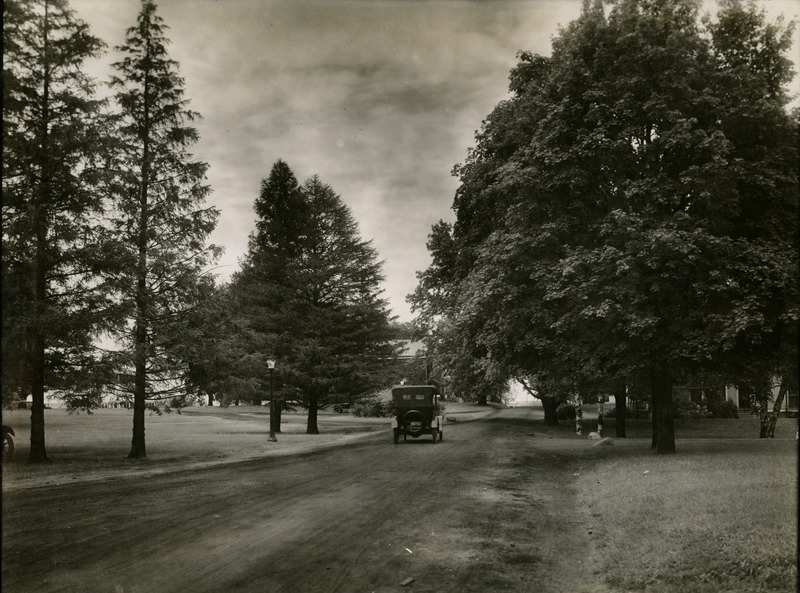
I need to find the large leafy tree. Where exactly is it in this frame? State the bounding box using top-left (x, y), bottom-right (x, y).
top-left (414, 0), bottom-right (797, 453)
top-left (108, 0), bottom-right (220, 458)
top-left (408, 221), bottom-right (510, 406)
top-left (2, 0), bottom-right (111, 462)
top-left (409, 221), bottom-right (458, 340)
top-left (703, 0), bottom-right (799, 437)
top-left (232, 162), bottom-right (398, 434)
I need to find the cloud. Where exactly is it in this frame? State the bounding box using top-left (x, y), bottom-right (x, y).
top-left (68, 0), bottom-right (589, 318)
top-left (69, 0), bottom-right (800, 319)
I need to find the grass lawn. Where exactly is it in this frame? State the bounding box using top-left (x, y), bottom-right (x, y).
top-left (0, 405), bottom-right (391, 489)
top-left (519, 409), bottom-right (797, 592)
top-left (562, 416), bottom-right (798, 593)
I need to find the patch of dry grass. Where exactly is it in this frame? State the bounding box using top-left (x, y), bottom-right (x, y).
top-left (576, 439), bottom-right (798, 592)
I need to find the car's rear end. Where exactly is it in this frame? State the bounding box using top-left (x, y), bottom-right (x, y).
top-left (391, 385), bottom-right (443, 443)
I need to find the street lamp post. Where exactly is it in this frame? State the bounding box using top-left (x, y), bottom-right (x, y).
top-left (267, 359), bottom-right (277, 442)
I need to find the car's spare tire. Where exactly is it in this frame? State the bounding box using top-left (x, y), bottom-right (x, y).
top-left (402, 409), bottom-right (425, 436)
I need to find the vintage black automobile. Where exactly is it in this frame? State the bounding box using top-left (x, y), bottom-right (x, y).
top-left (391, 384), bottom-right (443, 444)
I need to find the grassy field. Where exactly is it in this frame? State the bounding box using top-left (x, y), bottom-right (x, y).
top-left (576, 439), bottom-right (797, 593)
top-left (538, 411), bottom-right (798, 593)
top-left (0, 405), bottom-right (392, 489)
top-left (502, 409), bottom-right (798, 592)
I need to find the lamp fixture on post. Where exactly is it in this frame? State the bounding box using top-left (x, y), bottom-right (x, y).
top-left (267, 359), bottom-right (277, 442)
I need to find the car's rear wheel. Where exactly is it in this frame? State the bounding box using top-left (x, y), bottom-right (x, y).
top-left (2, 434), bottom-right (14, 463)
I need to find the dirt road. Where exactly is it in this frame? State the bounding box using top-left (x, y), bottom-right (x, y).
top-left (2, 407), bottom-right (601, 593)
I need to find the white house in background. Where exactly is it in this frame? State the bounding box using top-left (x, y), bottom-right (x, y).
top-left (721, 383), bottom-right (799, 416)
top-left (17, 393), bottom-right (64, 409)
top-left (508, 380), bottom-right (798, 416)
top-left (18, 390), bottom-right (134, 409)
top-left (395, 340), bottom-right (426, 359)
top-left (630, 383), bottom-right (798, 415)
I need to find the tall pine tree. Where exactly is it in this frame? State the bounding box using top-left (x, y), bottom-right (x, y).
top-left (108, 0), bottom-right (219, 458)
top-left (2, 0), bottom-right (110, 462)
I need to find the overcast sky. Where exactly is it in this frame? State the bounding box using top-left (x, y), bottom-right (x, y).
top-left (70, 0), bottom-right (799, 321)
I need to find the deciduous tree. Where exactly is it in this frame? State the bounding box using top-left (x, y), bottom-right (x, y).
top-left (413, 0), bottom-right (797, 452)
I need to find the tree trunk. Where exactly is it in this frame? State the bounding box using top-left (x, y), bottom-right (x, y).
top-left (275, 399), bottom-right (283, 433)
top-left (575, 394), bottom-right (583, 435)
top-left (30, 211), bottom-right (49, 462)
top-left (30, 162), bottom-right (49, 462)
top-left (477, 393), bottom-right (488, 406)
top-left (542, 396), bottom-right (559, 425)
top-left (597, 395), bottom-right (604, 437)
top-left (650, 364), bottom-right (675, 454)
top-left (651, 395), bottom-right (657, 449)
top-left (747, 377), bottom-right (773, 438)
top-left (207, 393), bottom-right (213, 406)
top-left (128, 86), bottom-right (150, 460)
top-left (29, 3), bottom-right (51, 464)
top-left (614, 383), bottom-right (627, 438)
top-left (306, 392), bottom-right (320, 434)
top-left (29, 334), bottom-right (49, 463)
top-left (128, 318), bottom-right (148, 458)
top-left (765, 381), bottom-right (788, 438)
top-left (129, 394), bottom-right (146, 458)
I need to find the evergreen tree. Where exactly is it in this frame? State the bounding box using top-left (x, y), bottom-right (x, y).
top-left (2, 0), bottom-right (110, 462)
top-left (231, 162), bottom-right (398, 435)
top-left (226, 159), bottom-right (306, 421)
top-left (108, 0), bottom-right (220, 458)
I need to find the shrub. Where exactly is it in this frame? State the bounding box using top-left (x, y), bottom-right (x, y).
top-left (351, 399), bottom-right (446, 418)
top-left (351, 399), bottom-right (395, 417)
top-left (673, 400), bottom-right (712, 419)
top-left (557, 403), bottom-right (576, 420)
top-left (708, 399), bottom-right (739, 419)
